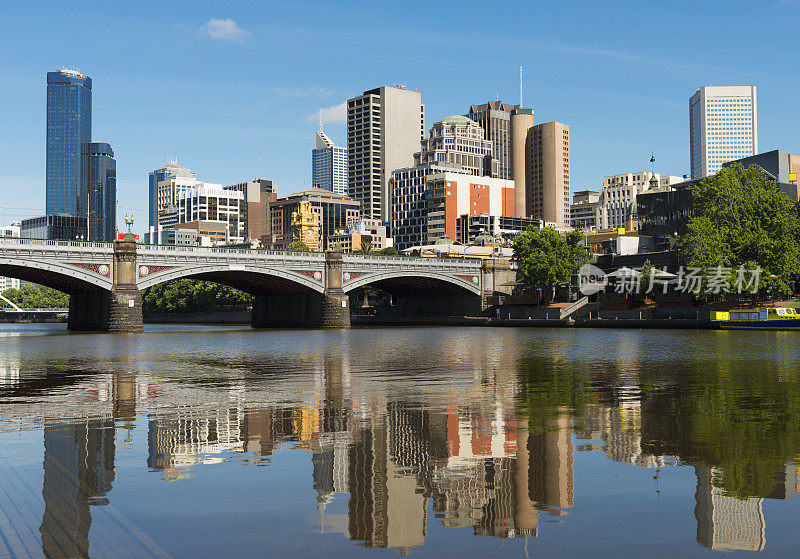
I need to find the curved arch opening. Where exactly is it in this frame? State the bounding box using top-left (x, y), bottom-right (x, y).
top-left (142, 270), bottom-right (320, 296)
top-left (0, 264), bottom-right (106, 294)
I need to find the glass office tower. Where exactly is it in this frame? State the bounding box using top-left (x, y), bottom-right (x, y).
top-left (46, 69), bottom-right (92, 217)
top-left (85, 142), bottom-right (116, 242)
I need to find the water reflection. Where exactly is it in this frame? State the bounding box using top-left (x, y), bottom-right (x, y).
top-left (1, 327), bottom-right (800, 556)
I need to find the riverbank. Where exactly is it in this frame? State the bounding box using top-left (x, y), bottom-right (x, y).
top-left (352, 315), bottom-right (716, 329)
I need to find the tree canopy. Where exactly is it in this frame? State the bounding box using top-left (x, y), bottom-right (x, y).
top-left (1, 284), bottom-right (69, 309)
top-left (286, 241), bottom-right (311, 252)
top-left (512, 227), bottom-right (590, 301)
top-left (677, 163), bottom-right (800, 296)
top-left (141, 279), bottom-right (252, 313)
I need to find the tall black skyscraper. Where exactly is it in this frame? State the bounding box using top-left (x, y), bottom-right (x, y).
top-left (46, 68), bottom-right (92, 218)
top-left (85, 142), bottom-right (116, 241)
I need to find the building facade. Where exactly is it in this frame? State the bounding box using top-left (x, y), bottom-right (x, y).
top-left (312, 128), bottom-right (348, 195)
top-left (415, 116), bottom-right (496, 177)
top-left (690, 86), bottom-right (758, 179)
top-left (20, 215), bottom-right (88, 241)
top-left (224, 178), bottom-right (277, 243)
top-left (269, 188), bottom-right (360, 250)
top-left (176, 186), bottom-right (245, 244)
top-left (528, 122), bottom-right (571, 228)
top-left (597, 171), bottom-right (683, 230)
top-left (425, 171), bottom-right (515, 244)
top-left (570, 190), bottom-right (600, 231)
top-left (466, 101), bottom-right (520, 181)
top-left (0, 223), bottom-right (21, 292)
top-left (455, 214), bottom-right (541, 245)
top-left (328, 219), bottom-right (392, 253)
top-left (347, 85), bottom-right (425, 221)
top-left (148, 161), bottom-right (197, 229)
top-left (46, 68), bottom-right (92, 218)
top-left (85, 142), bottom-right (116, 242)
top-left (510, 108), bottom-right (534, 217)
top-left (390, 165), bottom-right (469, 251)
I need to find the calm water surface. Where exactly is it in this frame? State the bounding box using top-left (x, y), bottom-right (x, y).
top-left (1, 323), bottom-right (799, 558)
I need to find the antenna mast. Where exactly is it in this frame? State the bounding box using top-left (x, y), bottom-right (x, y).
top-left (319, 109), bottom-right (323, 133)
top-left (520, 65), bottom-right (523, 107)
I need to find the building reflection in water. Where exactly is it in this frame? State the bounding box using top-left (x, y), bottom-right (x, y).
top-left (9, 344), bottom-right (800, 556)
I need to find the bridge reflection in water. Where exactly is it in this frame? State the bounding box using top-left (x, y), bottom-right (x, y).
top-left (0, 330), bottom-right (799, 556)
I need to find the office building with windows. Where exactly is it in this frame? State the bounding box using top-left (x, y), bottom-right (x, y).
top-left (312, 128), bottom-right (347, 195)
top-left (466, 101), bottom-right (521, 181)
top-left (148, 161), bottom-right (197, 229)
top-left (176, 186), bottom-right (245, 244)
top-left (224, 178), bottom-right (277, 243)
top-left (20, 215), bottom-right (88, 241)
top-left (570, 190), bottom-right (601, 231)
top-left (84, 142), bottom-right (116, 242)
top-left (690, 86), bottom-right (758, 179)
top-left (528, 122), bottom-right (571, 228)
top-left (415, 116), bottom-right (496, 177)
top-left (347, 85), bottom-right (424, 221)
top-left (46, 68), bottom-right (92, 218)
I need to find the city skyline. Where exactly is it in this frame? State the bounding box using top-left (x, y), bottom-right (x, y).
top-left (1, 1), bottom-right (799, 233)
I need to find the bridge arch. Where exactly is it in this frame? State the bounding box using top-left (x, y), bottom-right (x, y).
top-left (0, 258), bottom-right (112, 294)
top-left (137, 264), bottom-right (326, 295)
top-left (342, 270), bottom-right (481, 296)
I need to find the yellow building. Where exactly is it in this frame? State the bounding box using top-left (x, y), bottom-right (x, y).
top-left (290, 200), bottom-right (320, 251)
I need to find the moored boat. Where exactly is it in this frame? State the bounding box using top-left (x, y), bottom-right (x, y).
top-left (711, 307), bottom-right (800, 330)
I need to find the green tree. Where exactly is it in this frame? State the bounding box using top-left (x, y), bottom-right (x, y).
top-left (286, 240), bottom-right (311, 252)
top-left (377, 246), bottom-right (398, 256)
top-left (1, 284), bottom-right (69, 308)
top-left (677, 163), bottom-right (800, 297)
top-left (358, 240), bottom-right (374, 254)
top-left (141, 279), bottom-right (252, 313)
top-left (512, 227), bottom-right (590, 303)
top-left (639, 259), bottom-right (653, 295)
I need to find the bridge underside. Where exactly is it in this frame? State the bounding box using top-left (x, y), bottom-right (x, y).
top-left (351, 276), bottom-right (482, 319)
top-left (179, 271), bottom-right (318, 295)
top-left (0, 264), bottom-right (106, 295)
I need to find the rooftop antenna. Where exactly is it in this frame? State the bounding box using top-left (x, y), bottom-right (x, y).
top-left (520, 65), bottom-right (523, 107)
top-left (319, 109), bottom-right (323, 133)
top-left (495, 92), bottom-right (499, 102)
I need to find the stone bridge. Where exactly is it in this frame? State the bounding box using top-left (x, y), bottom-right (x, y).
top-left (0, 236), bottom-right (510, 331)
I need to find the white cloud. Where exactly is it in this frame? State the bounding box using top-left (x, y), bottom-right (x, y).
top-left (274, 86), bottom-right (332, 99)
top-left (308, 101), bottom-right (347, 124)
top-left (199, 18), bottom-right (252, 43)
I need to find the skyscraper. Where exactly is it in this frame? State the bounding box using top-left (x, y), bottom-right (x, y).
top-left (467, 101), bottom-right (520, 181)
top-left (312, 125), bottom-right (348, 195)
top-left (46, 68), bottom-right (92, 217)
top-left (690, 86), bottom-right (758, 179)
top-left (528, 122), bottom-right (571, 228)
top-left (347, 85), bottom-right (424, 222)
top-left (85, 142), bottom-right (116, 242)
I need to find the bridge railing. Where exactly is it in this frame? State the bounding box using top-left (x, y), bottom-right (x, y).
top-left (0, 237), bottom-right (113, 249)
top-left (137, 245), bottom-right (326, 259)
top-left (343, 253), bottom-right (482, 266)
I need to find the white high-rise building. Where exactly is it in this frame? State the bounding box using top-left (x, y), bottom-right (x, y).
top-left (347, 85), bottom-right (425, 222)
top-left (690, 86), bottom-right (758, 179)
top-left (312, 126), bottom-right (348, 195)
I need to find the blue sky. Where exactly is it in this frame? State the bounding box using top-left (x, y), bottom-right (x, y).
top-left (1, 0), bottom-right (799, 233)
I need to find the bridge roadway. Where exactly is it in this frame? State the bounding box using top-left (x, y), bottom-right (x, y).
top-left (0, 236), bottom-right (505, 331)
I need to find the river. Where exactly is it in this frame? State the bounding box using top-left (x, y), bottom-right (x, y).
top-left (1, 323), bottom-right (799, 557)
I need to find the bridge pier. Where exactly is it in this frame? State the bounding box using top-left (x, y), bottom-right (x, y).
top-left (67, 233), bottom-right (143, 333)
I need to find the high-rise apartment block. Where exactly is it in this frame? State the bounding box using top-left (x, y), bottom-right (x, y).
top-left (85, 142), bottom-right (116, 242)
top-left (467, 101), bottom-right (521, 181)
top-left (415, 116), bottom-right (496, 177)
top-left (690, 86), bottom-right (758, 179)
top-left (312, 127), bottom-right (347, 195)
top-left (46, 68), bottom-right (92, 218)
top-left (347, 85), bottom-right (424, 222)
top-left (510, 108), bottom-right (534, 217)
top-left (528, 122), bottom-right (571, 228)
